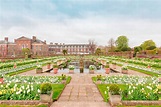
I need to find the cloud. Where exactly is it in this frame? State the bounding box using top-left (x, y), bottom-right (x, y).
top-left (0, 0), bottom-right (161, 47)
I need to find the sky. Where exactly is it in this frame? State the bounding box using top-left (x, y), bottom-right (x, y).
top-left (0, 0), bottom-right (161, 47)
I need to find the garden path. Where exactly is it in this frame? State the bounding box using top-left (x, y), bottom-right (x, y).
top-left (50, 74), bottom-right (111, 107)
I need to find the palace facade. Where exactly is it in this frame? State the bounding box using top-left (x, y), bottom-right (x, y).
top-left (0, 36), bottom-right (94, 57)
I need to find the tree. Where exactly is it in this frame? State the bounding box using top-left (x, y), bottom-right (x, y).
top-left (95, 48), bottom-right (101, 56)
top-left (88, 39), bottom-right (96, 54)
top-left (108, 38), bottom-right (115, 52)
top-left (62, 49), bottom-right (67, 56)
top-left (22, 48), bottom-right (30, 58)
top-left (134, 46), bottom-right (142, 57)
top-left (141, 40), bottom-right (156, 50)
top-left (115, 36), bottom-right (129, 51)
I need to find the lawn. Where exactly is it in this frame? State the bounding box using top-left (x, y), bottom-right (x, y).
top-left (52, 76), bottom-right (71, 101)
top-left (52, 84), bottom-right (65, 101)
top-left (97, 84), bottom-right (127, 102)
top-left (117, 105), bottom-right (161, 107)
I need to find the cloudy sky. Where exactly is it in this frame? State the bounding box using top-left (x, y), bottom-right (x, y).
top-left (0, 0), bottom-right (161, 47)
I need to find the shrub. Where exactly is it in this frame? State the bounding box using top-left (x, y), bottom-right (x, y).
top-left (89, 65), bottom-right (96, 70)
top-left (97, 75), bottom-right (102, 80)
top-left (112, 62), bottom-right (116, 65)
top-left (40, 83), bottom-right (52, 95)
top-left (61, 74), bottom-right (66, 80)
top-left (68, 65), bottom-right (75, 70)
top-left (121, 65), bottom-right (128, 70)
top-left (0, 74), bottom-right (3, 78)
top-left (36, 64), bottom-right (42, 69)
top-left (105, 64), bottom-right (109, 68)
top-left (53, 64), bottom-right (58, 68)
top-left (109, 84), bottom-right (120, 95)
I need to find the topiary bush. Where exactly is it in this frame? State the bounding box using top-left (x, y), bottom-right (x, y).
top-left (109, 84), bottom-right (120, 95)
top-left (97, 75), bottom-right (102, 80)
top-left (40, 83), bottom-right (52, 95)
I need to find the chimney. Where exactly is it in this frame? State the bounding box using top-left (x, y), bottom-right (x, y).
top-left (32, 36), bottom-right (36, 41)
top-left (44, 40), bottom-right (46, 44)
top-left (5, 37), bottom-right (8, 42)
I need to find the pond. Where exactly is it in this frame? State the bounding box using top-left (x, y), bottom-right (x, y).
top-left (57, 60), bottom-right (106, 74)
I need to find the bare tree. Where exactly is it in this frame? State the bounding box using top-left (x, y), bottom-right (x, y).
top-left (108, 38), bottom-right (115, 52)
top-left (88, 39), bottom-right (96, 54)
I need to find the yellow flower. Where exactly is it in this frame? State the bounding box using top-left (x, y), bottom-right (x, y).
top-left (157, 85), bottom-right (161, 89)
top-left (0, 91), bottom-right (2, 95)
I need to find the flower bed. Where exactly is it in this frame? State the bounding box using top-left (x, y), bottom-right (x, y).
top-left (4, 75), bottom-right (61, 84)
top-left (101, 75), bottom-right (158, 84)
top-left (0, 75), bottom-right (71, 101)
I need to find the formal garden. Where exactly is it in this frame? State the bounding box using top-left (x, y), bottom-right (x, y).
top-left (0, 55), bottom-right (161, 107)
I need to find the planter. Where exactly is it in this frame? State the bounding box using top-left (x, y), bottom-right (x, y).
top-left (40, 92), bottom-right (53, 103)
top-left (105, 68), bottom-right (110, 74)
top-left (69, 70), bottom-right (74, 74)
top-left (36, 68), bottom-right (42, 74)
top-left (0, 78), bottom-right (3, 84)
top-left (122, 70), bottom-right (128, 74)
top-left (159, 77), bottom-right (161, 83)
top-left (53, 68), bottom-right (58, 74)
top-left (47, 63), bottom-right (51, 69)
top-left (108, 92), bottom-right (122, 106)
top-left (89, 70), bottom-right (94, 74)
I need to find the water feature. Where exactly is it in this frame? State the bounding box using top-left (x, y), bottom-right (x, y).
top-left (58, 60), bottom-right (105, 74)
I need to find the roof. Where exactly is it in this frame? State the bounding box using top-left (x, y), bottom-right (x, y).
top-left (0, 40), bottom-right (14, 44)
top-left (16, 36), bottom-right (31, 40)
top-left (0, 40), bottom-right (7, 44)
top-left (32, 39), bottom-right (45, 44)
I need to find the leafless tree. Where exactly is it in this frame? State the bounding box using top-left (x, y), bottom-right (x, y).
top-left (88, 39), bottom-right (97, 54)
top-left (108, 38), bottom-right (115, 52)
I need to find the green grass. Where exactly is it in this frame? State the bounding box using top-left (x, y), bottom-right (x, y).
top-left (7, 67), bottom-right (36, 76)
top-left (115, 64), bottom-right (159, 77)
top-left (128, 66), bottom-right (159, 77)
top-left (66, 76), bottom-right (71, 84)
top-left (7, 63), bottom-right (50, 76)
top-left (0, 104), bottom-right (47, 107)
top-left (52, 84), bottom-right (65, 101)
top-left (92, 77), bottom-right (97, 82)
top-left (97, 84), bottom-right (127, 102)
top-left (117, 105), bottom-right (161, 107)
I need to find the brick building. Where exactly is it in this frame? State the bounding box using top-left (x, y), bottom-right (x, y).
top-left (48, 43), bottom-right (91, 55)
top-left (0, 36), bottom-right (48, 57)
top-left (0, 37), bottom-right (16, 57)
top-left (0, 36), bottom-right (95, 57)
top-left (0, 37), bottom-right (9, 57)
top-left (15, 36), bottom-right (48, 56)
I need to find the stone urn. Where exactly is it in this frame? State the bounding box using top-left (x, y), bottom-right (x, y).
top-left (89, 70), bottom-right (94, 74)
top-left (40, 83), bottom-right (53, 103)
top-left (105, 68), bottom-right (110, 74)
top-left (108, 92), bottom-right (122, 106)
top-left (53, 64), bottom-right (58, 74)
top-left (53, 68), bottom-right (58, 74)
top-left (159, 77), bottom-right (161, 83)
top-left (47, 63), bottom-right (51, 69)
top-left (36, 68), bottom-right (42, 74)
top-left (40, 92), bottom-right (53, 103)
top-left (69, 70), bottom-right (74, 74)
top-left (0, 78), bottom-right (3, 84)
